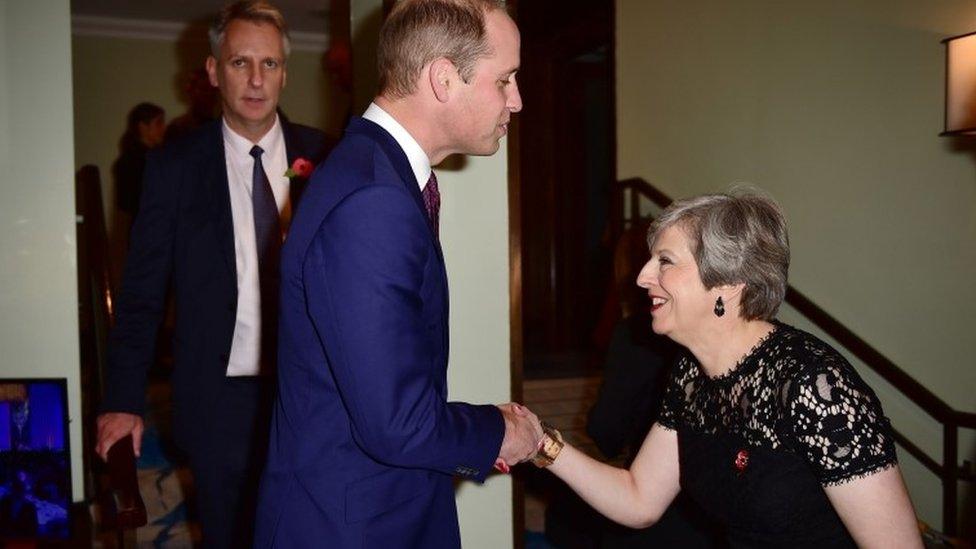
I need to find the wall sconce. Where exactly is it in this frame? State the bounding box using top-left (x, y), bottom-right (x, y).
top-left (942, 31), bottom-right (976, 135)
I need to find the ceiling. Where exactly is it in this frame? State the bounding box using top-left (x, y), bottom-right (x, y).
top-left (71, 0), bottom-right (331, 34)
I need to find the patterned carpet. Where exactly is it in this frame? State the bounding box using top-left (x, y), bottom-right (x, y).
top-left (131, 381), bottom-right (198, 547)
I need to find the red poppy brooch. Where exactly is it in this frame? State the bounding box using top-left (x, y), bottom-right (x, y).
top-left (734, 449), bottom-right (749, 474)
top-left (284, 157), bottom-right (314, 179)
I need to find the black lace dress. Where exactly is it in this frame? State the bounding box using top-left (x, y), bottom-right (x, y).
top-left (657, 322), bottom-right (898, 548)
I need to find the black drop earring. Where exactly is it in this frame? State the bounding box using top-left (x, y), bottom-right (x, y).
top-left (714, 296), bottom-right (725, 317)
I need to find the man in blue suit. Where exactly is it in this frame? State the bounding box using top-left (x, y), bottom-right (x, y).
top-left (256, 0), bottom-right (539, 546)
top-left (95, 2), bottom-right (329, 547)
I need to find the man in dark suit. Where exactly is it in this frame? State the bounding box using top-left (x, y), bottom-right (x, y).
top-left (255, 1), bottom-right (539, 547)
top-left (95, 2), bottom-right (328, 547)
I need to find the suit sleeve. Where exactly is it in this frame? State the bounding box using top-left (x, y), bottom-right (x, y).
top-left (304, 184), bottom-right (504, 481)
top-left (102, 151), bottom-right (179, 415)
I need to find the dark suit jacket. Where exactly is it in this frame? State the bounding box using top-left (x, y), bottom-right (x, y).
top-left (255, 117), bottom-right (505, 548)
top-left (102, 118), bottom-right (329, 452)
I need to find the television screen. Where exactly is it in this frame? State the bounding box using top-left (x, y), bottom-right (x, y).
top-left (0, 379), bottom-right (71, 540)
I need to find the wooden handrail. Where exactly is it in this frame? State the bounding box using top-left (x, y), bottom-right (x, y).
top-left (615, 176), bottom-right (974, 535)
top-left (76, 165), bottom-right (147, 537)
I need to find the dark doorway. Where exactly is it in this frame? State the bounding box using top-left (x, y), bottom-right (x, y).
top-left (513, 1), bottom-right (616, 380)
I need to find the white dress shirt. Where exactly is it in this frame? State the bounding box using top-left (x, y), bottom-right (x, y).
top-left (362, 102), bottom-right (431, 190)
top-left (222, 115), bottom-right (290, 377)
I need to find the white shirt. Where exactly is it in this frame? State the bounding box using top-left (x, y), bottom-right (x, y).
top-left (362, 102), bottom-right (432, 190)
top-left (222, 115), bottom-right (290, 377)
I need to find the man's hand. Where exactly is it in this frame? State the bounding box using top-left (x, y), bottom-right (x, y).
top-left (496, 403), bottom-right (543, 466)
top-left (95, 412), bottom-right (145, 461)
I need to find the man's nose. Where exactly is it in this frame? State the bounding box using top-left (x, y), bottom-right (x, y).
top-left (507, 81), bottom-right (523, 113)
top-left (249, 65), bottom-right (263, 87)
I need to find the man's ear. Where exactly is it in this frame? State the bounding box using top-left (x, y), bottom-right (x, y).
top-left (205, 56), bottom-right (220, 87)
top-left (428, 58), bottom-right (456, 103)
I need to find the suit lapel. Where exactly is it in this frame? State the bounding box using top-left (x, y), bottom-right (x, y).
top-left (203, 121), bottom-right (237, 279)
top-left (282, 119), bottom-right (310, 206)
top-left (346, 117), bottom-right (449, 363)
top-left (347, 117), bottom-right (442, 257)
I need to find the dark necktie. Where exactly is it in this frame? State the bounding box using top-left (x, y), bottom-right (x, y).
top-left (250, 145), bottom-right (281, 372)
top-left (422, 171), bottom-right (440, 239)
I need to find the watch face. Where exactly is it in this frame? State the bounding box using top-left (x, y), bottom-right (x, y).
top-left (531, 423), bottom-right (565, 467)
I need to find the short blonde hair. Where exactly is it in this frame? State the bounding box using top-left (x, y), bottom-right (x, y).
top-left (378, 0), bottom-right (507, 97)
top-left (648, 188), bottom-right (790, 321)
top-left (209, 0), bottom-right (291, 58)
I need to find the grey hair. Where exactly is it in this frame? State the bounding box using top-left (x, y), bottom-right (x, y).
top-left (209, 0), bottom-right (291, 59)
top-left (648, 188), bottom-right (790, 321)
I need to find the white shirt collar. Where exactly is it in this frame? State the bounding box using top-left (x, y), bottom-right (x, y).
top-left (362, 102), bottom-right (432, 190)
top-left (221, 114), bottom-right (284, 160)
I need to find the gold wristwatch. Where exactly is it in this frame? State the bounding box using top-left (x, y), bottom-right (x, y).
top-left (531, 422), bottom-right (564, 468)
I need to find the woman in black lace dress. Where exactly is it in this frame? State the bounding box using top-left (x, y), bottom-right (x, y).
top-left (529, 189), bottom-right (921, 547)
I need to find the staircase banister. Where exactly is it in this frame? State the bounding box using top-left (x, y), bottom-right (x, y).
top-left (76, 165), bottom-right (148, 538)
top-left (954, 410), bottom-right (976, 429)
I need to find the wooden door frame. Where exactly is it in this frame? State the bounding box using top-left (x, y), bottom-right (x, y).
top-left (507, 0), bottom-right (617, 545)
top-left (507, 11), bottom-right (524, 549)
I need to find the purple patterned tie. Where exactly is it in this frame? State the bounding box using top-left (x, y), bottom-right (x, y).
top-left (422, 171), bottom-right (440, 239)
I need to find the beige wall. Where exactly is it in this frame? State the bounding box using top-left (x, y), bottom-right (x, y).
top-left (0, 0), bottom-right (83, 500)
top-left (618, 0), bottom-right (976, 530)
top-left (443, 152), bottom-right (514, 548)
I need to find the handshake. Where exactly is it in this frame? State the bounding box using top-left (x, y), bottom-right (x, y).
top-left (494, 402), bottom-right (545, 473)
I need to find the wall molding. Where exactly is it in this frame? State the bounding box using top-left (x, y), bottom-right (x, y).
top-left (71, 14), bottom-right (329, 53)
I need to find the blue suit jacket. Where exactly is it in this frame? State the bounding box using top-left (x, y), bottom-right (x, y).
top-left (103, 118), bottom-right (329, 452)
top-left (256, 117), bottom-right (505, 548)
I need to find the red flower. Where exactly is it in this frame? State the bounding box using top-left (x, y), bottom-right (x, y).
top-left (284, 157), bottom-right (314, 179)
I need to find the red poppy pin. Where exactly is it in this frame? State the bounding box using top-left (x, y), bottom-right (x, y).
top-left (734, 449), bottom-right (749, 474)
top-left (284, 157), bottom-right (314, 179)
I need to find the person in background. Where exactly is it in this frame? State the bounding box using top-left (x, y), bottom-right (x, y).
top-left (95, 2), bottom-right (330, 547)
top-left (114, 102), bottom-right (166, 220)
top-left (527, 189), bottom-right (922, 548)
top-left (164, 68), bottom-right (219, 144)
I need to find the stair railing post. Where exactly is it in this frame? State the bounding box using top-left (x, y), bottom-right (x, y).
top-left (942, 421), bottom-right (958, 536)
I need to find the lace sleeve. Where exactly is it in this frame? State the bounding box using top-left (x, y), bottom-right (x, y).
top-left (787, 357), bottom-right (897, 486)
top-left (656, 355), bottom-right (691, 431)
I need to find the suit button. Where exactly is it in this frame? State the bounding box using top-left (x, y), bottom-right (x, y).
top-left (227, 302), bottom-right (236, 312)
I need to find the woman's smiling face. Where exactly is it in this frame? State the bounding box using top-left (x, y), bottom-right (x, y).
top-left (637, 224), bottom-right (715, 344)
